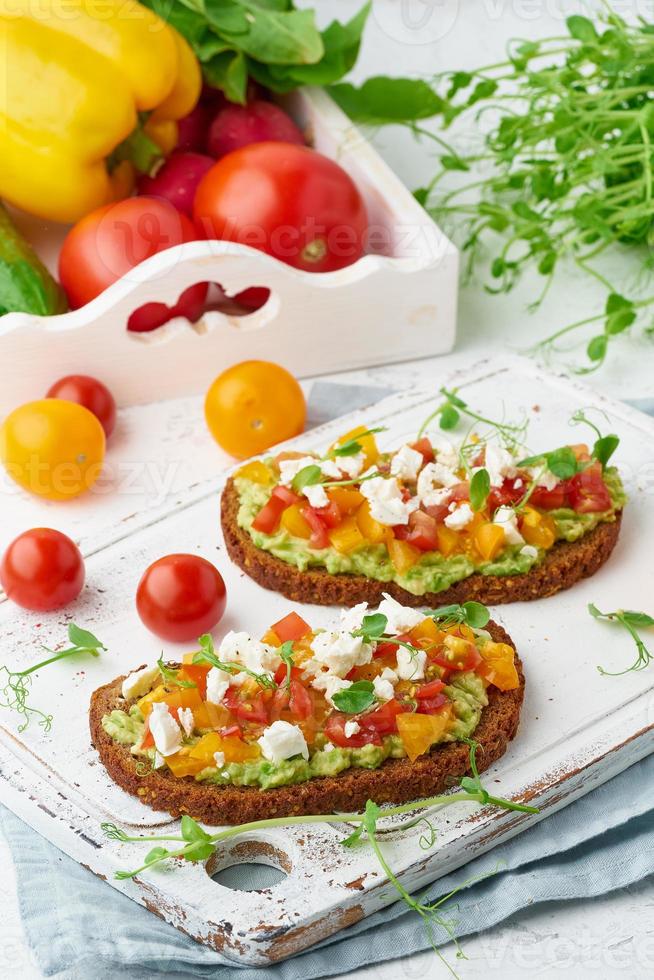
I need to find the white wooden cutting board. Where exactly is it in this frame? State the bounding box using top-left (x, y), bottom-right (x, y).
top-left (0, 357), bottom-right (653, 964)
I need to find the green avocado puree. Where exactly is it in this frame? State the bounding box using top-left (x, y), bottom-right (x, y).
top-left (101, 674), bottom-right (488, 790)
top-left (235, 466), bottom-right (625, 596)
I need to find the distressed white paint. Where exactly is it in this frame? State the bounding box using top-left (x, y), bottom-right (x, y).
top-left (0, 357), bottom-right (653, 964)
top-left (0, 88), bottom-right (458, 416)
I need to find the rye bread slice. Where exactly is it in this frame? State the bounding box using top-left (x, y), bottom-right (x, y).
top-left (221, 477), bottom-right (622, 608)
top-left (89, 623), bottom-right (524, 825)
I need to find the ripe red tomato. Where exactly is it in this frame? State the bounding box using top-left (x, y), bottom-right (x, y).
top-left (136, 554), bottom-right (226, 642)
top-left (58, 197), bottom-right (203, 308)
top-left (0, 528), bottom-right (85, 611)
top-left (46, 375), bottom-right (117, 439)
top-left (324, 712), bottom-right (382, 748)
top-left (529, 484), bottom-right (566, 510)
top-left (564, 464), bottom-right (612, 513)
top-left (405, 510), bottom-right (439, 551)
top-left (271, 611), bottom-right (310, 643)
top-left (194, 143), bottom-right (368, 273)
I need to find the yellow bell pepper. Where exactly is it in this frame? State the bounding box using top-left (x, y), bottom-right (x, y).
top-left (0, 0), bottom-right (201, 223)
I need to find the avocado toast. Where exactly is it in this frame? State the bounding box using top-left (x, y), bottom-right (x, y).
top-left (90, 598), bottom-right (524, 824)
top-left (221, 419), bottom-right (625, 609)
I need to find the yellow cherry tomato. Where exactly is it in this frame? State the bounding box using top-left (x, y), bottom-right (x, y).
top-left (0, 399), bottom-right (106, 500)
top-left (204, 360), bottom-right (306, 459)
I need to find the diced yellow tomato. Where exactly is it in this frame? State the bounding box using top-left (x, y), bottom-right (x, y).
top-left (356, 500), bottom-right (390, 544)
top-left (329, 515), bottom-right (365, 554)
top-left (408, 617), bottom-right (444, 647)
top-left (388, 537), bottom-right (421, 573)
top-left (261, 628), bottom-right (281, 647)
top-left (178, 664), bottom-right (210, 699)
top-left (436, 525), bottom-right (461, 557)
top-left (182, 651), bottom-right (196, 664)
top-left (137, 684), bottom-right (169, 716)
top-left (397, 707), bottom-right (452, 762)
top-left (235, 460), bottom-right (274, 485)
top-left (189, 732), bottom-right (261, 765)
top-left (281, 503), bottom-right (312, 539)
top-left (477, 641), bottom-right (519, 691)
top-left (165, 752), bottom-right (208, 778)
top-left (330, 425), bottom-right (379, 468)
top-left (328, 486), bottom-right (364, 515)
top-left (520, 507), bottom-right (556, 549)
top-left (474, 522), bottom-right (506, 561)
top-left (192, 701), bottom-right (231, 730)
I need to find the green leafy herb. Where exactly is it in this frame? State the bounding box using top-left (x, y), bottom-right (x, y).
top-left (354, 612), bottom-right (388, 644)
top-left (469, 467), bottom-right (490, 512)
top-left (331, 680), bottom-right (376, 714)
top-left (106, 741), bottom-right (538, 970)
top-left (518, 446), bottom-right (580, 480)
top-left (145, 0), bottom-right (370, 105)
top-left (291, 464), bottom-right (323, 493)
top-left (278, 641), bottom-right (294, 690)
top-left (418, 387), bottom-right (526, 452)
top-left (157, 657), bottom-right (196, 689)
top-left (193, 634), bottom-right (276, 690)
top-left (589, 603), bottom-right (654, 675)
top-left (429, 602), bottom-right (490, 630)
top-left (570, 409), bottom-right (620, 468)
top-left (0, 624), bottom-right (106, 732)
top-left (328, 427), bottom-right (385, 458)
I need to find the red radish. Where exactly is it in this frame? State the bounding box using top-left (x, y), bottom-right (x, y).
top-left (176, 103), bottom-right (213, 152)
top-left (207, 100), bottom-right (304, 159)
top-left (137, 151), bottom-right (215, 217)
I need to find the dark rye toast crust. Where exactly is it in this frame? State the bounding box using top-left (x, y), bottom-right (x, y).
top-left (221, 477), bottom-right (622, 608)
top-left (90, 623), bottom-right (524, 825)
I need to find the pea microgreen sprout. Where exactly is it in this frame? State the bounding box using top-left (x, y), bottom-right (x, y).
top-left (570, 409), bottom-right (620, 468)
top-left (331, 680), bottom-right (377, 714)
top-left (417, 387), bottom-right (527, 453)
top-left (156, 658), bottom-right (196, 689)
top-left (0, 623), bottom-right (106, 733)
top-left (428, 602), bottom-right (490, 630)
top-left (192, 634), bottom-right (277, 691)
top-left (278, 641), bottom-right (294, 690)
top-left (326, 427), bottom-right (386, 459)
top-left (588, 603), bottom-right (654, 675)
top-left (292, 465), bottom-right (382, 494)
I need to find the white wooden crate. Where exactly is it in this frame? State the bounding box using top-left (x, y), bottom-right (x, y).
top-left (0, 357), bottom-right (652, 964)
top-left (0, 88), bottom-right (458, 416)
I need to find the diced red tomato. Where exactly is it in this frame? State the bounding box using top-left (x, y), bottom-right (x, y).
top-left (140, 717), bottom-right (155, 749)
top-left (564, 463), bottom-right (611, 513)
top-left (422, 500), bottom-right (452, 522)
top-left (271, 611), bottom-right (311, 643)
top-left (303, 506), bottom-right (330, 549)
top-left (415, 679), bottom-right (446, 700)
top-left (289, 679), bottom-right (313, 720)
top-left (410, 436), bottom-right (435, 464)
top-left (273, 663), bottom-right (304, 686)
top-left (405, 510), bottom-right (439, 551)
top-left (391, 523), bottom-right (410, 540)
top-left (450, 482), bottom-right (471, 502)
top-left (430, 642), bottom-right (482, 673)
top-left (223, 690), bottom-right (269, 725)
top-left (178, 663), bottom-right (210, 699)
top-left (324, 712), bottom-right (382, 748)
top-left (314, 500), bottom-right (342, 528)
top-left (416, 693), bottom-right (448, 715)
top-left (488, 477), bottom-right (524, 511)
top-left (373, 634), bottom-right (412, 659)
top-left (252, 495), bottom-right (286, 533)
top-left (529, 484), bottom-right (566, 510)
top-left (358, 698), bottom-right (407, 736)
top-left (220, 724), bottom-right (242, 738)
top-left (272, 485), bottom-right (301, 507)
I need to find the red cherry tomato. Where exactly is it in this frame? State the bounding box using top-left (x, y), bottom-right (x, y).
top-left (528, 484), bottom-right (566, 510)
top-left (194, 143), bottom-right (368, 273)
top-left (324, 712), bottom-right (382, 748)
top-left (0, 528), bottom-right (85, 611)
top-left (564, 463), bottom-right (612, 513)
top-left (289, 679), bottom-right (313, 720)
top-left (136, 554), bottom-right (226, 642)
top-left (46, 375), bottom-right (117, 439)
top-left (59, 197), bottom-right (201, 308)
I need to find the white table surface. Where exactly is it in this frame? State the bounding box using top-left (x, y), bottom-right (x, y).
top-left (2, 1), bottom-right (653, 976)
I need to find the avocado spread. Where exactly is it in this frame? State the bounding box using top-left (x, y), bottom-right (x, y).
top-left (102, 673), bottom-right (488, 790)
top-left (235, 466), bottom-right (625, 596)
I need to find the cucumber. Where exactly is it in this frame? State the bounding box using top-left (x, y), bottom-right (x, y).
top-left (0, 204), bottom-right (68, 317)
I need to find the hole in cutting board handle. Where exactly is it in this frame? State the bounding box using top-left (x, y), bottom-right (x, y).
top-left (206, 838), bottom-right (291, 893)
top-left (211, 862), bottom-right (287, 892)
top-left (127, 283), bottom-right (272, 334)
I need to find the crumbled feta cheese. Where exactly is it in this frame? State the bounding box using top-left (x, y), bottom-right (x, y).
top-left (213, 751), bottom-right (226, 769)
top-left (344, 720), bottom-right (361, 738)
top-left (219, 631), bottom-right (279, 675)
top-left (336, 452), bottom-right (366, 480)
top-left (153, 751), bottom-right (166, 770)
top-left (483, 444), bottom-right (517, 487)
top-left (177, 706), bottom-right (195, 738)
top-left (417, 462), bottom-right (460, 508)
top-left (339, 602), bottom-right (369, 632)
top-left (319, 458), bottom-right (343, 479)
top-left (148, 702), bottom-right (182, 757)
top-left (390, 444), bottom-right (423, 481)
top-left (447, 502), bottom-right (456, 512)
top-left (431, 437), bottom-right (460, 470)
top-left (514, 478), bottom-right (523, 489)
top-left (396, 647), bottom-right (427, 681)
top-left (360, 476), bottom-right (419, 526)
top-left (493, 505), bottom-right (525, 545)
top-left (311, 673), bottom-right (352, 706)
top-left (121, 664), bottom-right (161, 701)
top-left (278, 456), bottom-right (319, 486)
top-left (373, 674), bottom-right (395, 701)
top-left (525, 465), bottom-right (559, 492)
top-left (381, 666), bottom-right (398, 684)
top-left (520, 544), bottom-right (538, 559)
top-left (377, 593), bottom-right (424, 634)
top-left (257, 720), bottom-right (309, 763)
top-left (444, 502), bottom-right (474, 530)
top-left (323, 742), bottom-right (336, 753)
top-left (303, 482), bottom-right (329, 508)
top-left (206, 666), bottom-right (231, 706)
top-left (310, 630), bottom-right (372, 677)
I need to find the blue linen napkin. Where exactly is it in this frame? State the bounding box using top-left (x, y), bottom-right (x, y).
top-left (1, 381), bottom-right (653, 979)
